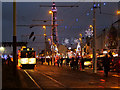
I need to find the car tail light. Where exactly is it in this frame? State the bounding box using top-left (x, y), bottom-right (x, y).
top-left (119, 60), bottom-right (120, 64)
top-left (112, 59), bottom-right (113, 62)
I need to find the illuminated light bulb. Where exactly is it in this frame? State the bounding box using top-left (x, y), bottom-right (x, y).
top-left (65, 26), bottom-right (67, 29)
top-left (49, 10), bottom-right (52, 14)
top-left (98, 3), bottom-right (100, 7)
top-left (76, 18), bottom-right (79, 22)
top-left (103, 3), bottom-right (106, 5)
top-left (43, 26), bottom-right (46, 29)
top-left (94, 4), bottom-right (96, 7)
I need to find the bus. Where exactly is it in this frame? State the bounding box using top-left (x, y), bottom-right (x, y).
top-left (18, 46), bottom-right (36, 68)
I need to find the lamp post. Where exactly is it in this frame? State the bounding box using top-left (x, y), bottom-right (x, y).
top-left (13, 1), bottom-right (17, 74)
top-left (49, 10), bottom-right (54, 65)
top-left (43, 26), bottom-right (47, 64)
top-left (79, 34), bottom-right (83, 58)
top-left (117, 10), bottom-right (120, 50)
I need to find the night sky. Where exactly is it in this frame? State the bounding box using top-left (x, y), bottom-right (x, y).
top-left (2, 2), bottom-right (118, 52)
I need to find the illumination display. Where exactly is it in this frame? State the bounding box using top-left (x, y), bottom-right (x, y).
top-left (103, 2), bottom-right (106, 5)
top-left (85, 29), bottom-right (93, 37)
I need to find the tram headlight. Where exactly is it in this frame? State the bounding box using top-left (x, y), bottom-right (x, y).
top-left (21, 58), bottom-right (29, 64)
top-left (28, 58), bottom-right (36, 64)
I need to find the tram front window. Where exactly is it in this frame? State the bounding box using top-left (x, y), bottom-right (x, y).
top-left (21, 51), bottom-right (35, 58)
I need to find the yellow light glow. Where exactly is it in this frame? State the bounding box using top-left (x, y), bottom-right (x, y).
top-left (21, 58), bottom-right (29, 64)
top-left (79, 34), bottom-right (82, 37)
top-left (84, 61), bottom-right (92, 66)
top-left (43, 26), bottom-right (46, 29)
top-left (44, 34), bottom-right (46, 36)
top-left (49, 10), bottom-right (52, 14)
top-left (79, 38), bottom-right (82, 41)
top-left (27, 48), bottom-right (29, 51)
top-left (21, 46), bottom-right (26, 50)
top-left (0, 46), bottom-right (5, 52)
top-left (89, 25), bottom-right (93, 28)
top-left (48, 39), bottom-right (51, 41)
top-left (28, 58), bottom-right (36, 64)
top-left (117, 10), bottom-right (120, 15)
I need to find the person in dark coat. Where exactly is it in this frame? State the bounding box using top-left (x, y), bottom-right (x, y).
top-left (57, 59), bottom-right (60, 67)
top-left (75, 56), bottom-right (79, 70)
top-left (70, 57), bottom-right (74, 69)
top-left (7, 55), bottom-right (11, 66)
top-left (103, 54), bottom-right (110, 77)
top-left (60, 57), bottom-right (63, 67)
top-left (81, 57), bottom-right (84, 70)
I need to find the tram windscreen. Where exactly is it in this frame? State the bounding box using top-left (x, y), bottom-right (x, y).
top-left (21, 51), bottom-right (35, 58)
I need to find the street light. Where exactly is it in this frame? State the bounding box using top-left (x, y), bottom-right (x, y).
top-left (49, 10), bottom-right (53, 14)
top-left (48, 38), bottom-right (51, 41)
top-left (43, 25), bottom-right (46, 29)
top-left (117, 10), bottom-right (120, 15)
top-left (43, 26), bottom-right (47, 64)
top-left (89, 25), bottom-right (93, 31)
top-left (0, 46), bottom-right (5, 53)
top-left (117, 10), bottom-right (120, 52)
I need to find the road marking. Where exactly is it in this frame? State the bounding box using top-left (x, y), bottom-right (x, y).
top-left (37, 71), bottom-right (65, 88)
top-left (24, 70), bottom-right (42, 89)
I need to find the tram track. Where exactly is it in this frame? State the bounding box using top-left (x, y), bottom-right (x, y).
top-left (24, 69), bottom-right (66, 89)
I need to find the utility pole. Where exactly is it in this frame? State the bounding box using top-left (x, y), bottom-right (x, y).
top-left (13, 1), bottom-right (17, 74)
top-left (93, 2), bottom-right (97, 73)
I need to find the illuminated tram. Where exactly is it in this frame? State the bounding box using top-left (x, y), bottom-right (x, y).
top-left (18, 46), bottom-right (36, 68)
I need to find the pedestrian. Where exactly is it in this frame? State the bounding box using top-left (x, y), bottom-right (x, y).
top-left (70, 57), bottom-right (74, 69)
top-left (81, 57), bottom-right (84, 71)
top-left (57, 59), bottom-right (60, 67)
top-left (102, 54), bottom-right (110, 77)
top-left (75, 55), bottom-right (79, 70)
top-left (41, 57), bottom-right (44, 65)
top-left (108, 50), bottom-right (113, 58)
top-left (7, 55), bottom-right (11, 66)
top-left (60, 57), bottom-right (63, 67)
